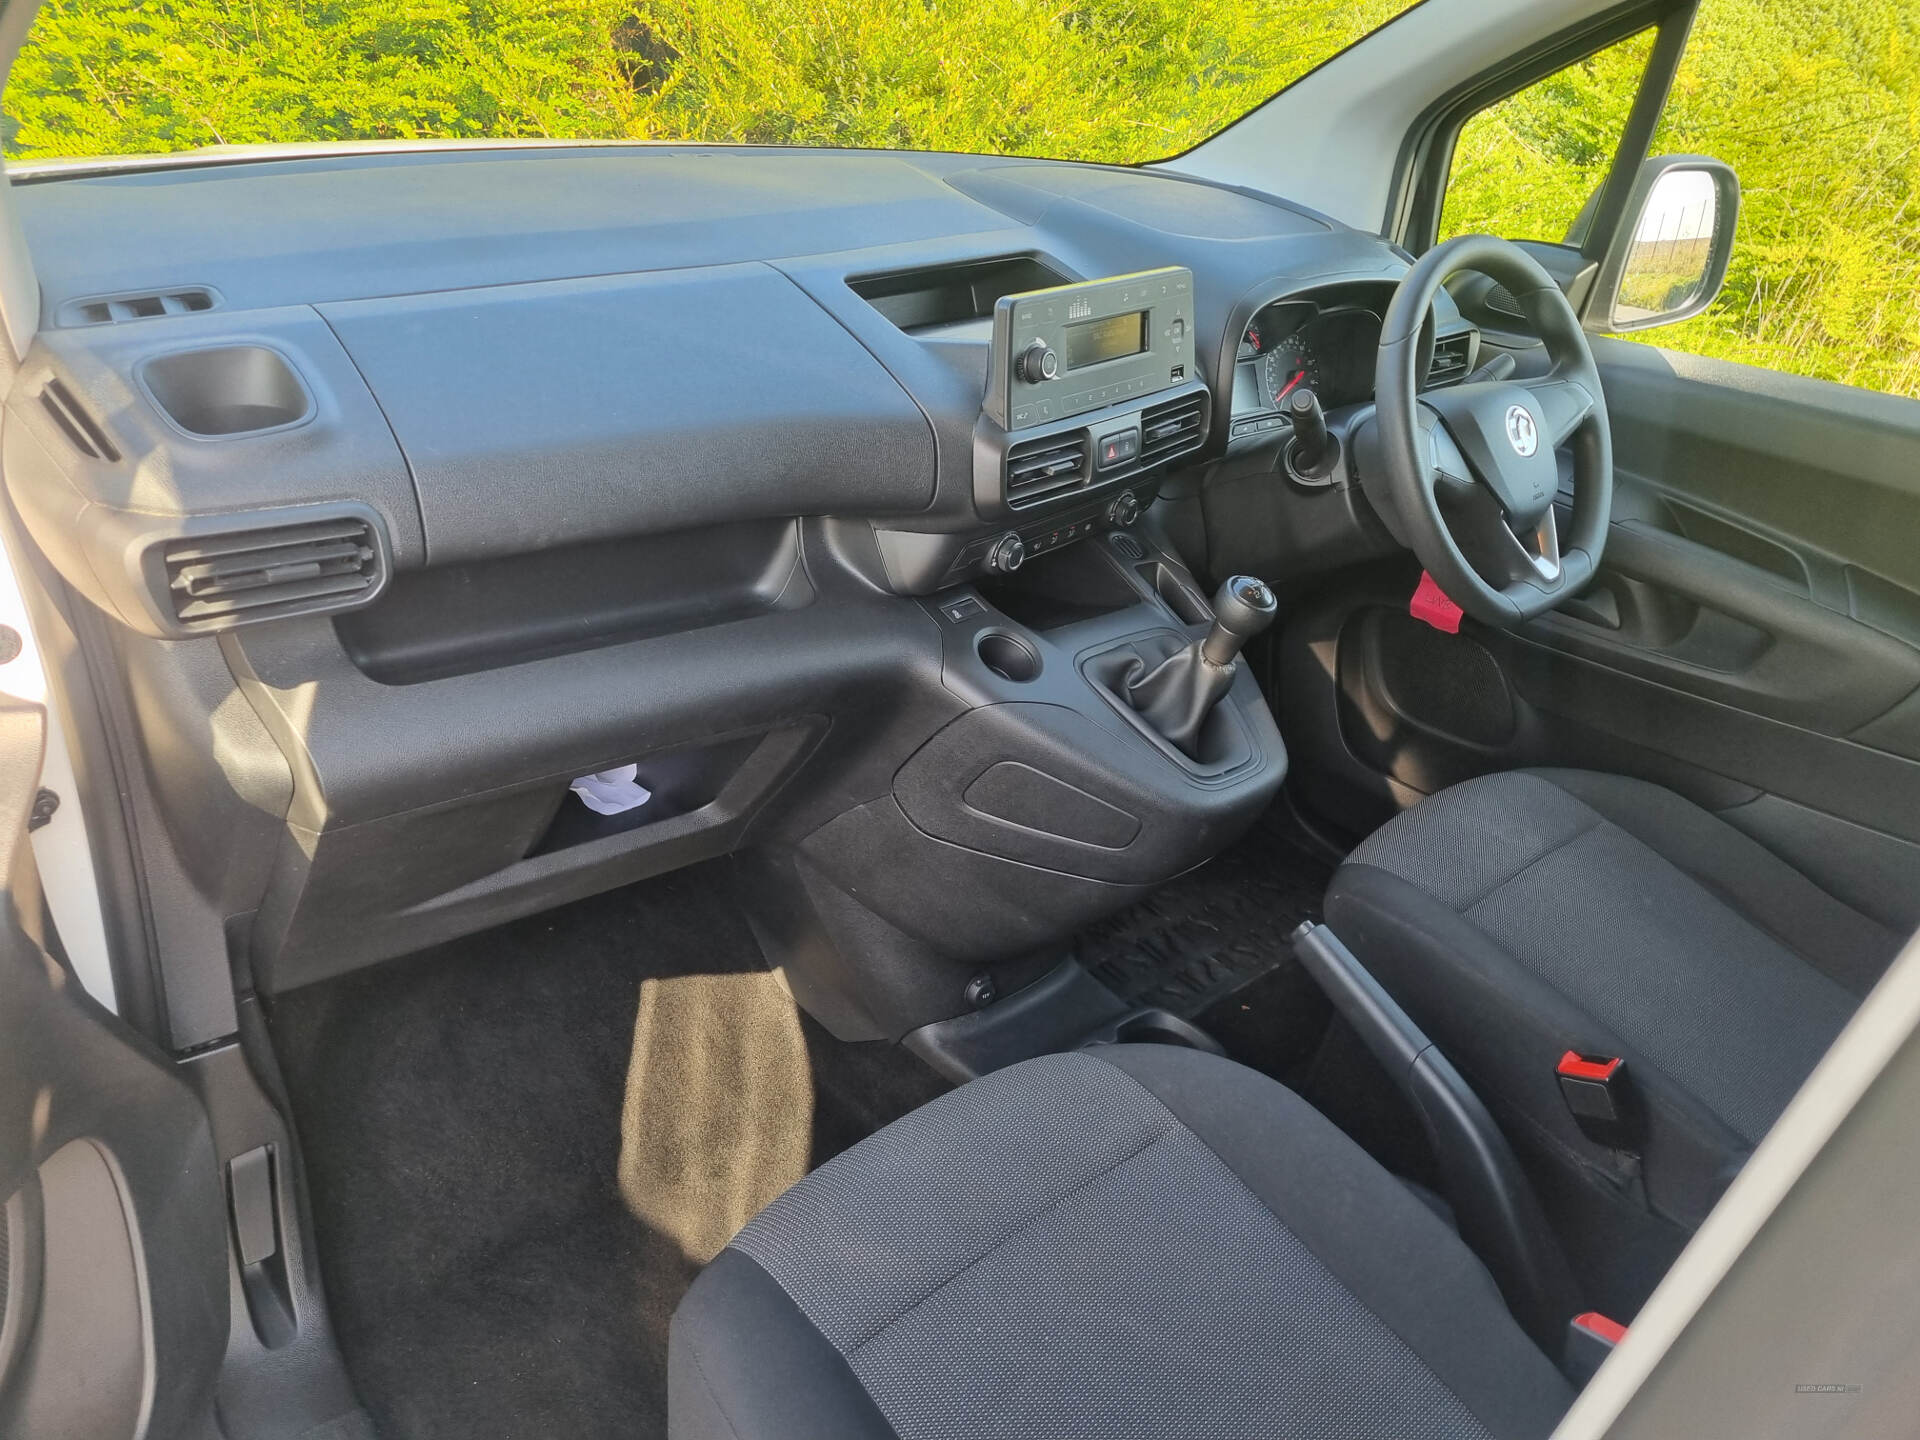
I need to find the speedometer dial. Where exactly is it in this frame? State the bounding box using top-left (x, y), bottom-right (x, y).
top-left (1259, 333), bottom-right (1321, 410)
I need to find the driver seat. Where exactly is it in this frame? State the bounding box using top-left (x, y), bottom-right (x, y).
top-left (1325, 767), bottom-right (1903, 1311)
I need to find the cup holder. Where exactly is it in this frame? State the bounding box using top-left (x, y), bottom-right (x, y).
top-left (975, 629), bottom-right (1042, 683)
top-left (141, 345), bottom-right (314, 438)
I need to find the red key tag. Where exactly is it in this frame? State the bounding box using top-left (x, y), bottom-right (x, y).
top-left (1410, 571), bottom-right (1464, 634)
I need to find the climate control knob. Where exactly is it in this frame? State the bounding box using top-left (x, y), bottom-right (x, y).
top-left (1106, 490), bottom-right (1141, 527)
top-left (1016, 340), bottom-right (1059, 384)
top-left (986, 532), bottom-right (1027, 574)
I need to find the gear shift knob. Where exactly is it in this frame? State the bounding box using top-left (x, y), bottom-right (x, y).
top-left (1117, 574), bottom-right (1278, 758)
top-left (1201, 575), bottom-right (1279, 667)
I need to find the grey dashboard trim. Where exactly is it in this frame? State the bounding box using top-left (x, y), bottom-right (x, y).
top-left (319, 262), bottom-right (939, 563)
top-left (12, 149), bottom-right (1015, 315)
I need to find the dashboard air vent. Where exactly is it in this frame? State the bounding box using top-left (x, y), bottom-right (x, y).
top-left (39, 379), bottom-right (121, 462)
top-left (158, 515), bottom-right (383, 631)
top-left (1138, 392), bottom-right (1205, 467)
top-left (61, 288), bottom-right (216, 327)
top-left (1006, 430), bottom-right (1090, 507)
top-left (1427, 334), bottom-right (1474, 387)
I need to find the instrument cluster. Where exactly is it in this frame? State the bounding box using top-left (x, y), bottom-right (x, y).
top-left (1233, 299), bottom-right (1384, 417)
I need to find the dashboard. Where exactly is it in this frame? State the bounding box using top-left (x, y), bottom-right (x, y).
top-left (0, 145), bottom-right (1482, 1023)
top-left (8, 150), bottom-right (1479, 604)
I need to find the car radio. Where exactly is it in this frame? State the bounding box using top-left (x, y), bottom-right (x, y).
top-left (985, 267), bottom-right (1194, 431)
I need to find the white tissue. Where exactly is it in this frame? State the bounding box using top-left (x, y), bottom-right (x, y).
top-left (569, 764), bottom-right (653, 816)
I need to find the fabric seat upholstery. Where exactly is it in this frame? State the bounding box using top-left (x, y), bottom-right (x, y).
top-left (670, 1045), bottom-right (1572, 1440)
top-left (1325, 768), bottom-right (1902, 1305)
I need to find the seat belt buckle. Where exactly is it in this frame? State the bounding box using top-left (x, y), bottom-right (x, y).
top-left (1563, 1311), bottom-right (1627, 1385)
top-left (1556, 1051), bottom-right (1637, 1150)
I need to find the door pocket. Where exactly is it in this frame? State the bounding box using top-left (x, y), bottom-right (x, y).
top-left (1665, 500), bottom-right (1810, 590)
top-left (1530, 522), bottom-right (1920, 734)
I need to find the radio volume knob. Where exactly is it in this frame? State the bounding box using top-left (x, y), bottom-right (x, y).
top-left (1017, 340), bottom-right (1059, 384)
top-left (986, 532), bottom-right (1027, 574)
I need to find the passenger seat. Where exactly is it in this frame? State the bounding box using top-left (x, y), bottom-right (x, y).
top-left (670, 1046), bottom-right (1573, 1439)
top-left (1325, 767), bottom-right (1903, 1310)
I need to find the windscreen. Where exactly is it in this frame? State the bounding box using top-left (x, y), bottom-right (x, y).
top-left (2, 0), bottom-right (1420, 166)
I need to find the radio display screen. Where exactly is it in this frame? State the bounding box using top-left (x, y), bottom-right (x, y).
top-left (1063, 311), bottom-right (1148, 371)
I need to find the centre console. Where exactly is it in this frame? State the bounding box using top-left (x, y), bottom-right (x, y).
top-left (874, 267), bottom-right (1213, 593)
top-left (744, 521), bottom-right (1291, 1051)
top-left (736, 264), bottom-right (1287, 1062)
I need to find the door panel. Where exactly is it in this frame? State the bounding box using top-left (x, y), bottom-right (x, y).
top-left (1283, 340), bottom-right (1920, 934)
top-left (0, 693), bottom-right (229, 1438)
top-left (1593, 339), bottom-right (1920, 604)
top-left (1525, 521), bottom-right (1920, 734)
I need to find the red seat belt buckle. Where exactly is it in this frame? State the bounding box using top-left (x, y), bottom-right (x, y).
top-left (1410, 572), bottom-right (1463, 634)
top-left (1572, 1312), bottom-right (1628, 1346)
top-left (1556, 1052), bottom-right (1622, 1084)
top-left (1565, 1311), bottom-right (1627, 1383)
top-left (1556, 1050), bottom-right (1636, 1150)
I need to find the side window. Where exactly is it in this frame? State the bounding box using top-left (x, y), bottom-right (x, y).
top-left (1437, 2), bottom-right (1919, 399)
top-left (1639, 0), bottom-right (1919, 397)
top-left (1438, 30), bottom-right (1657, 247)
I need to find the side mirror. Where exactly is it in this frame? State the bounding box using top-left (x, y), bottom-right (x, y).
top-left (1590, 155), bottom-right (1740, 333)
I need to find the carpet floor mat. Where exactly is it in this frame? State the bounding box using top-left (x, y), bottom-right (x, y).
top-left (268, 859), bottom-right (946, 1440)
top-left (267, 800), bottom-right (1346, 1439)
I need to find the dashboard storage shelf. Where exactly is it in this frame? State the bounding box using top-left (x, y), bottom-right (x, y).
top-left (528, 732), bottom-right (777, 857)
top-left (249, 718), bottom-right (826, 993)
top-left (335, 520), bottom-right (812, 685)
top-left (849, 255), bottom-right (1070, 335)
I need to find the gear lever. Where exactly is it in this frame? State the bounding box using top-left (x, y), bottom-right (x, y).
top-left (1125, 575), bottom-right (1278, 758)
top-left (1201, 575), bottom-right (1281, 665)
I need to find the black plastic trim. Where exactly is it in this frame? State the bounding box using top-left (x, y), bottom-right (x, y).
top-left (1292, 921), bottom-right (1583, 1354)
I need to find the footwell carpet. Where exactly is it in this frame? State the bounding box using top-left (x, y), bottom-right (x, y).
top-left (269, 860), bottom-right (946, 1440)
top-left (269, 802), bottom-right (1342, 1439)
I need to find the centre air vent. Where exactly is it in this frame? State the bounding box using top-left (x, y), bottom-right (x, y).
top-left (1006, 430), bottom-right (1090, 507)
top-left (1138, 392), bottom-right (1206, 467)
top-left (153, 511), bottom-right (387, 633)
top-left (1427, 334), bottom-right (1474, 387)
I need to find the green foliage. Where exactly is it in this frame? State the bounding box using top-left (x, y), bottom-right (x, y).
top-left (1440, 29), bottom-right (1656, 247)
top-left (3, 1), bottom-right (641, 149)
top-left (1, 0), bottom-right (1409, 159)
top-left (2, 0), bottom-right (1916, 396)
top-left (1441, 1), bottom-right (1920, 398)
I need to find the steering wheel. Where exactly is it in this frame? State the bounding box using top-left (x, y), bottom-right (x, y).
top-left (1373, 235), bottom-right (1611, 626)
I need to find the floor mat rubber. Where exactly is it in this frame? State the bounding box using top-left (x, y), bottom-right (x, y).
top-left (1077, 798), bottom-right (1338, 1019)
